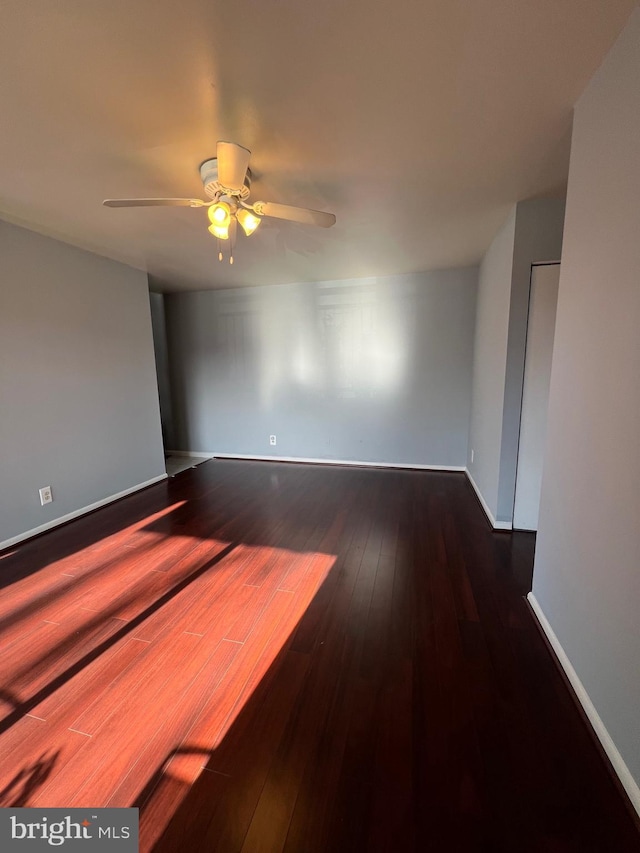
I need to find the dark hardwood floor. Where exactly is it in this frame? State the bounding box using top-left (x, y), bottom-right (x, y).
top-left (0, 460), bottom-right (638, 852)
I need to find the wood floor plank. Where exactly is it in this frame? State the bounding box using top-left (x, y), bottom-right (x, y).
top-left (68, 637), bottom-right (235, 807)
top-left (67, 631), bottom-right (199, 738)
top-left (30, 637), bottom-right (151, 723)
top-left (239, 529), bottom-right (383, 852)
top-left (0, 460), bottom-right (637, 853)
top-left (108, 638), bottom-right (241, 809)
top-left (150, 649), bottom-right (310, 853)
top-left (365, 659), bottom-right (414, 853)
top-left (4, 616), bottom-right (123, 701)
top-left (39, 633), bottom-right (208, 807)
top-left (136, 580), bottom-right (328, 849)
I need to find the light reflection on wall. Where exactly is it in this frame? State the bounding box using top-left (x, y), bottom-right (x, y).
top-left (256, 285), bottom-right (323, 408)
top-left (256, 278), bottom-right (411, 408)
top-left (316, 278), bottom-right (410, 399)
top-left (166, 267), bottom-right (477, 466)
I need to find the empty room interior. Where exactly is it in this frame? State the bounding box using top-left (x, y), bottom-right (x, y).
top-left (1, 2), bottom-right (639, 851)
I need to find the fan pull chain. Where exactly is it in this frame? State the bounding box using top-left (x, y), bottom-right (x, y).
top-left (218, 238), bottom-right (223, 262)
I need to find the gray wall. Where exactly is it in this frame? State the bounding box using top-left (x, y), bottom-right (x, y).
top-left (467, 209), bottom-right (516, 516)
top-left (149, 290), bottom-right (175, 450)
top-left (496, 197), bottom-right (566, 521)
top-left (0, 221), bottom-right (166, 546)
top-left (165, 268), bottom-right (478, 467)
top-left (532, 8), bottom-right (640, 800)
top-left (467, 198), bottom-right (565, 523)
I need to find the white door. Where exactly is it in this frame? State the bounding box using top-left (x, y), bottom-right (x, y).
top-left (513, 263), bottom-right (560, 531)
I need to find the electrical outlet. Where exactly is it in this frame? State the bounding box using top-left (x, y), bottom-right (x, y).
top-left (470, 449), bottom-right (474, 463)
top-left (39, 486), bottom-right (53, 506)
top-left (269, 435), bottom-right (277, 446)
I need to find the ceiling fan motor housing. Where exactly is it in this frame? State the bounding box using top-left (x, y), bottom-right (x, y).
top-left (199, 158), bottom-right (252, 200)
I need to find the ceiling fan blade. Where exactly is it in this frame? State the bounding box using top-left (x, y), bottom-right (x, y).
top-left (255, 201), bottom-right (336, 228)
top-left (103, 198), bottom-right (207, 208)
top-left (216, 141), bottom-right (251, 191)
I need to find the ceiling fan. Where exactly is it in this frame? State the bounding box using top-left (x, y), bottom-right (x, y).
top-left (103, 141), bottom-right (336, 263)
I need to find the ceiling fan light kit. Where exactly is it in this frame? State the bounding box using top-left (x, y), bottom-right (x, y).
top-left (103, 140), bottom-right (336, 264)
top-left (199, 150), bottom-right (252, 200)
top-left (236, 207), bottom-right (261, 236)
top-left (207, 199), bottom-right (233, 240)
top-left (208, 201), bottom-right (232, 226)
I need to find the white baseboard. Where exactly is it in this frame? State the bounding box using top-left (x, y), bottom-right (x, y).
top-left (198, 452), bottom-right (465, 472)
top-left (527, 592), bottom-right (640, 818)
top-left (165, 450), bottom-right (215, 459)
top-left (0, 473), bottom-right (168, 552)
top-left (464, 469), bottom-right (512, 530)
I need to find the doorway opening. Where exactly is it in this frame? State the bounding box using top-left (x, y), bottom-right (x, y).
top-left (513, 262), bottom-right (560, 531)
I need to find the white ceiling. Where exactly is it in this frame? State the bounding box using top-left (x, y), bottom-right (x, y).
top-left (0, 0), bottom-right (635, 292)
